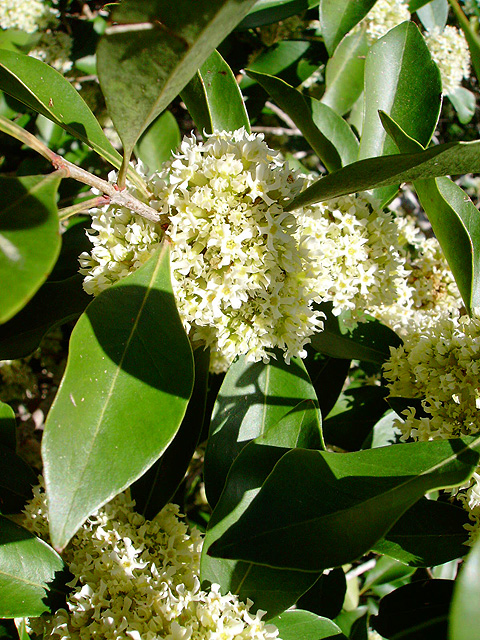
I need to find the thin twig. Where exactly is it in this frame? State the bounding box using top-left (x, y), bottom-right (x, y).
top-left (0, 114), bottom-right (165, 224)
top-left (58, 195), bottom-right (110, 220)
top-left (265, 100), bottom-right (298, 131)
top-left (251, 125), bottom-right (302, 136)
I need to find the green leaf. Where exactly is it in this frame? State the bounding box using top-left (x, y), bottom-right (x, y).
top-left (321, 29), bottom-right (368, 116)
top-left (0, 50), bottom-right (140, 188)
top-left (182, 50), bottom-right (250, 134)
top-left (373, 580), bottom-right (453, 640)
top-left (409, 0), bottom-right (432, 10)
top-left (208, 437), bottom-right (480, 571)
top-left (97, 0), bottom-right (257, 173)
top-left (0, 516), bottom-right (65, 618)
top-left (374, 498), bottom-right (470, 567)
top-left (204, 354), bottom-right (320, 507)
top-left (323, 385), bottom-right (389, 451)
top-left (448, 0), bottom-right (480, 83)
top-left (238, 0), bottom-right (317, 30)
top-left (42, 243), bottom-right (194, 550)
top-left (362, 555), bottom-right (416, 594)
top-left (306, 354), bottom-right (351, 420)
top-left (449, 532), bottom-right (480, 640)
top-left (359, 21), bottom-right (441, 161)
top-left (270, 609), bottom-right (346, 639)
top-left (319, 0), bottom-right (376, 55)
top-left (246, 70), bottom-right (358, 170)
top-left (131, 346), bottom-right (209, 519)
top-left (296, 568), bottom-right (347, 619)
top-left (417, 0), bottom-right (449, 31)
top-left (240, 41), bottom-right (311, 91)
top-left (0, 275), bottom-right (90, 360)
top-left (448, 87), bottom-right (476, 124)
top-left (134, 110), bottom-right (181, 174)
top-left (381, 110), bottom-right (480, 313)
top-left (0, 402), bottom-right (16, 451)
top-left (0, 173), bottom-right (61, 324)
top-left (310, 304), bottom-right (402, 365)
top-left (0, 443), bottom-right (37, 514)
top-left (285, 137), bottom-right (480, 210)
top-left (362, 410), bottom-right (403, 449)
top-left (202, 426), bottom-right (321, 617)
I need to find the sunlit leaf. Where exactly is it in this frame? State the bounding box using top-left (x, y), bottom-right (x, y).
top-left (270, 609), bottom-right (346, 639)
top-left (0, 173), bottom-right (61, 324)
top-left (319, 0), bottom-right (376, 54)
top-left (182, 50), bottom-right (250, 134)
top-left (209, 437), bottom-right (480, 571)
top-left (0, 516), bottom-right (65, 618)
top-left (42, 243), bottom-right (194, 550)
top-left (97, 0), bottom-right (257, 174)
top-left (134, 110), bottom-right (181, 174)
top-left (449, 533), bottom-right (480, 640)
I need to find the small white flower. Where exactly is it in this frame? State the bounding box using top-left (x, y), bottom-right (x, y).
top-left (424, 26), bottom-right (471, 95)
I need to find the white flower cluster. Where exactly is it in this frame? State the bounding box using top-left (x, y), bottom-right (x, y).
top-left (362, 0), bottom-right (411, 43)
top-left (23, 483), bottom-right (280, 640)
top-left (0, 0), bottom-right (51, 33)
top-left (295, 192), bottom-right (408, 320)
top-left (373, 215), bottom-right (461, 336)
top-left (80, 130), bottom-right (325, 370)
top-left (424, 26), bottom-right (471, 95)
top-left (78, 168), bottom-right (163, 296)
top-left (383, 311), bottom-right (480, 541)
top-left (80, 129), bottom-right (409, 371)
top-left (29, 30), bottom-right (73, 73)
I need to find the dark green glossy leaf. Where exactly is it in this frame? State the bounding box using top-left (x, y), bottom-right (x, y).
top-left (321, 29), bottom-right (368, 116)
top-left (131, 346), bottom-right (209, 519)
top-left (270, 609), bottom-right (346, 639)
top-left (373, 580), bottom-right (453, 640)
top-left (310, 304), bottom-right (402, 365)
top-left (296, 568), bottom-right (347, 619)
top-left (238, 0), bottom-right (317, 29)
top-left (0, 402), bottom-right (16, 451)
top-left (0, 173), bottom-right (61, 324)
top-left (381, 110), bottom-right (480, 313)
top-left (448, 87), bottom-right (476, 124)
top-left (0, 516), bottom-right (65, 618)
top-left (42, 244), bottom-right (194, 550)
top-left (204, 354), bottom-right (320, 507)
top-left (319, 0), bottom-right (376, 55)
top-left (0, 443), bottom-right (36, 514)
top-left (241, 41), bottom-right (311, 90)
top-left (134, 110), bottom-right (181, 174)
top-left (306, 354), bottom-right (351, 420)
top-left (0, 50), bottom-right (142, 188)
top-left (247, 70), bottom-right (358, 170)
top-left (97, 0), bottom-right (257, 170)
top-left (202, 418), bottom-right (321, 618)
top-left (409, 0), bottom-right (432, 10)
top-left (285, 137), bottom-right (480, 210)
top-left (0, 275), bottom-right (90, 360)
top-left (209, 437), bottom-right (480, 571)
top-left (359, 22), bottom-right (441, 164)
top-left (449, 532), bottom-right (480, 640)
top-left (182, 50), bottom-right (249, 135)
top-left (374, 498), bottom-right (469, 567)
top-left (448, 0), bottom-right (480, 82)
top-left (323, 385), bottom-right (389, 451)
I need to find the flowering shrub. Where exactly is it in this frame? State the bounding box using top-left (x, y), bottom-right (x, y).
top-left (23, 483), bottom-right (279, 640)
top-left (1, 1), bottom-right (480, 639)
